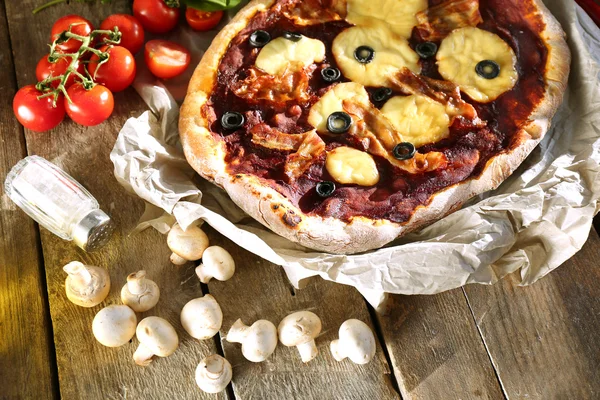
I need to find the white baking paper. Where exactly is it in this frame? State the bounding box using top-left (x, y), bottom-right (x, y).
top-left (111, 1), bottom-right (600, 308)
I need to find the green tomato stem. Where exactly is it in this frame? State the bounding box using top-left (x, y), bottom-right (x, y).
top-left (32, 0), bottom-right (66, 14)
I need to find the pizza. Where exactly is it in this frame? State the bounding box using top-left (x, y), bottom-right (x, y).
top-left (179, 0), bottom-right (570, 254)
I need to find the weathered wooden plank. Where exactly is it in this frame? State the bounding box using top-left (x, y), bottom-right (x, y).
top-left (205, 228), bottom-right (400, 400)
top-left (5, 2), bottom-right (223, 399)
top-left (464, 227), bottom-right (600, 399)
top-left (376, 290), bottom-right (505, 400)
top-left (0, 2), bottom-right (57, 398)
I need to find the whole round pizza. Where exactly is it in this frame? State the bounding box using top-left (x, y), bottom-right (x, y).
top-left (180, 0), bottom-right (570, 254)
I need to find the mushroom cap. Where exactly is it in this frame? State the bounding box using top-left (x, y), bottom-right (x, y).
top-left (136, 316), bottom-right (179, 357)
top-left (242, 320), bottom-right (278, 362)
top-left (167, 223), bottom-right (209, 261)
top-left (180, 295), bottom-right (223, 340)
top-left (335, 319), bottom-right (376, 364)
top-left (195, 354), bottom-right (232, 393)
top-left (64, 262), bottom-right (111, 308)
top-left (197, 246), bottom-right (236, 282)
top-left (92, 305), bottom-right (137, 347)
top-left (278, 311), bottom-right (322, 347)
top-left (120, 271), bottom-right (160, 313)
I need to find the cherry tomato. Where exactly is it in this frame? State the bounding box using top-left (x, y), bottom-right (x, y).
top-left (13, 85), bottom-right (65, 132)
top-left (87, 46), bottom-right (136, 93)
top-left (185, 9), bottom-right (223, 31)
top-left (144, 39), bottom-right (191, 79)
top-left (50, 15), bottom-right (94, 53)
top-left (133, 0), bottom-right (180, 34)
top-left (65, 83), bottom-right (114, 127)
top-left (99, 14), bottom-right (145, 54)
top-left (36, 54), bottom-right (84, 89)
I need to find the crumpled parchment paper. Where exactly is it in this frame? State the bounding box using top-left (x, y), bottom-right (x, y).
top-left (111, 0), bottom-right (600, 308)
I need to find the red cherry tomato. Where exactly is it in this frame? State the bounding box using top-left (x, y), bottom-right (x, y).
top-left (133, 0), bottom-right (180, 34)
top-left (99, 14), bottom-right (145, 54)
top-left (144, 39), bottom-right (191, 79)
top-left (65, 83), bottom-right (114, 127)
top-left (36, 54), bottom-right (84, 89)
top-left (185, 9), bottom-right (223, 31)
top-left (87, 46), bottom-right (136, 93)
top-left (13, 85), bottom-right (65, 132)
top-left (50, 15), bottom-right (94, 53)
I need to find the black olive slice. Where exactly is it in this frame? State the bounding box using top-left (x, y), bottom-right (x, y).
top-left (282, 31), bottom-right (302, 42)
top-left (321, 67), bottom-right (341, 83)
top-left (221, 112), bottom-right (245, 130)
top-left (327, 112), bottom-right (352, 134)
top-left (415, 42), bottom-right (438, 59)
top-left (249, 30), bottom-right (271, 48)
top-left (316, 181), bottom-right (336, 198)
top-left (475, 60), bottom-right (500, 79)
top-left (392, 142), bottom-right (416, 160)
top-left (372, 87), bottom-right (393, 103)
top-left (354, 46), bottom-right (375, 64)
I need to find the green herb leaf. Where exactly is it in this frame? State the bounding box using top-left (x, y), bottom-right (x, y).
top-left (183, 0), bottom-right (244, 12)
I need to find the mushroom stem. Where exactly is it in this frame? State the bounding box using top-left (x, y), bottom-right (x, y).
top-left (170, 253), bottom-right (187, 265)
top-left (330, 339), bottom-right (344, 361)
top-left (226, 319), bottom-right (249, 344)
top-left (133, 343), bottom-right (155, 366)
top-left (297, 340), bottom-right (318, 362)
top-left (63, 261), bottom-right (92, 287)
top-left (126, 270), bottom-right (148, 295)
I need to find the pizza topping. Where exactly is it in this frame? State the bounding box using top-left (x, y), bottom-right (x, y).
top-left (249, 30), bottom-right (271, 48)
top-left (221, 112), bottom-right (245, 131)
top-left (285, 130), bottom-right (326, 180)
top-left (315, 181), bottom-right (336, 198)
top-left (326, 146), bottom-right (380, 186)
top-left (415, 42), bottom-right (438, 59)
top-left (372, 87), bottom-right (393, 103)
top-left (437, 27), bottom-right (518, 102)
top-left (414, 0), bottom-right (483, 42)
top-left (321, 67), bottom-right (342, 83)
top-left (380, 94), bottom-right (451, 148)
top-left (327, 112), bottom-right (353, 134)
top-left (475, 60), bottom-right (501, 79)
top-left (392, 142), bottom-right (416, 161)
top-left (255, 35), bottom-right (326, 76)
top-left (332, 25), bottom-right (420, 88)
top-left (346, 0), bottom-right (427, 38)
top-left (308, 82), bottom-right (370, 133)
top-left (282, 0), bottom-right (344, 26)
top-left (250, 124), bottom-right (308, 151)
top-left (232, 66), bottom-right (312, 104)
top-left (283, 31), bottom-right (303, 42)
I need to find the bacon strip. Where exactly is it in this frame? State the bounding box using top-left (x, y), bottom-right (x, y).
top-left (250, 124), bottom-right (309, 151)
top-left (284, 130), bottom-right (326, 180)
top-left (232, 66), bottom-right (312, 105)
top-left (415, 0), bottom-right (483, 41)
top-left (282, 0), bottom-right (346, 25)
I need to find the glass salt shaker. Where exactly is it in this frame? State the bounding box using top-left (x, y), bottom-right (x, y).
top-left (4, 155), bottom-right (115, 251)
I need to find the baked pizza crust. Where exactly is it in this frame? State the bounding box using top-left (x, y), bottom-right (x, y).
top-left (180, 0), bottom-right (571, 254)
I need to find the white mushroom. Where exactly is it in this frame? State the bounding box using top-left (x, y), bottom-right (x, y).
top-left (167, 223), bottom-right (209, 265)
top-left (63, 261), bottom-right (110, 307)
top-left (195, 354), bottom-right (232, 393)
top-left (278, 311), bottom-right (322, 362)
top-left (226, 319), bottom-right (278, 362)
top-left (330, 319), bottom-right (376, 365)
top-left (120, 270), bottom-right (160, 312)
top-left (133, 316), bottom-right (179, 366)
top-left (195, 246), bottom-right (236, 283)
top-left (92, 305), bottom-right (137, 347)
top-left (180, 295), bottom-right (223, 340)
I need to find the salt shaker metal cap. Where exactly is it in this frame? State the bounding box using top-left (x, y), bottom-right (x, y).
top-left (4, 155), bottom-right (115, 252)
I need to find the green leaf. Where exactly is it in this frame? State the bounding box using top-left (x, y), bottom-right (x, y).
top-left (183, 0), bottom-right (244, 11)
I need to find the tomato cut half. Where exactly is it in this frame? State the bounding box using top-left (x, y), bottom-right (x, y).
top-left (144, 40), bottom-right (191, 79)
top-left (185, 9), bottom-right (223, 31)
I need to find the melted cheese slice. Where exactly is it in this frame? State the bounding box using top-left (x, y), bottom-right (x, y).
top-left (308, 82), bottom-right (370, 133)
top-left (437, 27), bottom-right (518, 103)
top-left (255, 36), bottom-right (326, 76)
top-left (332, 25), bottom-right (420, 88)
top-left (326, 146), bottom-right (380, 186)
top-left (346, 0), bottom-right (427, 38)
top-left (381, 95), bottom-right (450, 148)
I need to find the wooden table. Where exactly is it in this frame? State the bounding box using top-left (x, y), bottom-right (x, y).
top-left (1, 2), bottom-right (599, 399)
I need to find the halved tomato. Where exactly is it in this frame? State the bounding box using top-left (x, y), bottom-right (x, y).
top-left (144, 40), bottom-right (191, 79)
top-left (185, 9), bottom-right (223, 31)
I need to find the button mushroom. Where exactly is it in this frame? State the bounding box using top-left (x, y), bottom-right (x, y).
top-left (133, 316), bottom-right (179, 366)
top-left (330, 319), bottom-right (376, 365)
top-left (226, 319), bottom-right (278, 362)
top-left (195, 246), bottom-right (236, 284)
top-left (92, 305), bottom-right (137, 347)
top-left (278, 311), bottom-right (322, 363)
top-left (195, 354), bottom-right (232, 394)
top-left (63, 261), bottom-right (110, 307)
top-left (167, 223), bottom-right (209, 265)
top-left (120, 270), bottom-right (160, 312)
top-left (180, 295), bottom-right (223, 340)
